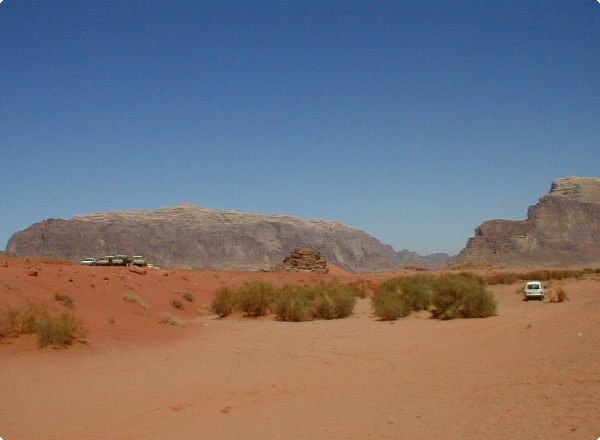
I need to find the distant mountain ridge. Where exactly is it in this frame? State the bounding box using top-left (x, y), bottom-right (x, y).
top-left (452, 176), bottom-right (600, 267)
top-left (6, 204), bottom-right (449, 272)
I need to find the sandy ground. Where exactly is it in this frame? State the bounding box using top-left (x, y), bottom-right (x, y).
top-left (0, 257), bottom-right (599, 439)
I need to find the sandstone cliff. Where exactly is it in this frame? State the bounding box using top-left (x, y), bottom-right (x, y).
top-left (6, 204), bottom-right (447, 272)
top-left (452, 177), bottom-right (600, 267)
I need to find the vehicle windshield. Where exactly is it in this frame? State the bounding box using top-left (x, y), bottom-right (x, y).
top-left (527, 284), bottom-right (540, 290)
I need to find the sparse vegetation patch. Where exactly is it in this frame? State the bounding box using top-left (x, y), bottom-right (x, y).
top-left (0, 303), bottom-right (87, 348)
top-left (372, 273), bottom-right (496, 321)
top-left (484, 268), bottom-right (600, 285)
top-left (158, 314), bottom-right (186, 326)
top-left (180, 291), bottom-right (195, 302)
top-left (210, 281), bottom-right (357, 321)
top-left (36, 313), bottom-right (88, 348)
top-left (122, 294), bottom-right (149, 309)
top-left (236, 280), bottom-right (276, 317)
top-left (211, 286), bottom-right (237, 318)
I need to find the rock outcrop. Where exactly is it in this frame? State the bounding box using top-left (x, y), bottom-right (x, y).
top-left (6, 204), bottom-right (448, 272)
top-left (273, 248), bottom-right (329, 273)
top-left (452, 177), bottom-right (600, 267)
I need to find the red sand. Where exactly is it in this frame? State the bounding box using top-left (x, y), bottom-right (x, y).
top-left (1, 257), bottom-right (598, 439)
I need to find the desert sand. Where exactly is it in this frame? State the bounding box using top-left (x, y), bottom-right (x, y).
top-left (0, 257), bottom-right (598, 439)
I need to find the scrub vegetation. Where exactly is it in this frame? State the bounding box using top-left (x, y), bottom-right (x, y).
top-left (372, 273), bottom-right (497, 321)
top-left (210, 281), bottom-right (357, 321)
top-left (0, 303), bottom-right (87, 348)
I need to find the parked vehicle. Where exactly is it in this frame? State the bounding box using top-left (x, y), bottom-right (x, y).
top-left (111, 255), bottom-right (129, 266)
top-left (131, 255), bottom-right (147, 267)
top-left (96, 256), bottom-right (115, 266)
top-left (524, 281), bottom-right (545, 301)
top-left (80, 257), bottom-right (96, 266)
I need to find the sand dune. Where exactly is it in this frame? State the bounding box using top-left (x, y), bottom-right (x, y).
top-left (1, 257), bottom-right (598, 439)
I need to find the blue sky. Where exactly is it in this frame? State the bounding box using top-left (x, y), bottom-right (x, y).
top-left (1, 1), bottom-right (598, 255)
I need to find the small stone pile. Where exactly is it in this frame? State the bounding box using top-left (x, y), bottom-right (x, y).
top-left (274, 248), bottom-right (329, 274)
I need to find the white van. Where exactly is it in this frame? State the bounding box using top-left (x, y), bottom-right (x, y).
top-left (524, 281), bottom-right (545, 301)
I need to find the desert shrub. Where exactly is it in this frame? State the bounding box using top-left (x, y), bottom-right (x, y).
top-left (36, 312), bottom-right (88, 348)
top-left (375, 274), bottom-right (434, 313)
top-left (236, 280), bottom-right (276, 317)
top-left (0, 306), bottom-right (22, 337)
top-left (309, 282), bottom-right (356, 319)
top-left (122, 294), bottom-right (149, 309)
top-left (0, 303), bottom-right (86, 348)
top-left (54, 293), bottom-right (74, 308)
top-left (430, 274), bottom-right (496, 320)
top-left (180, 291), bottom-right (195, 302)
top-left (21, 304), bottom-right (50, 334)
top-left (170, 299), bottom-right (184, 310)
top-left (211, 280), bottom-right (357, 320)
top-left (158, 314), bottom-right (186, 326)
top-left (371, 287), bottom-right (412, 320)
top-left (211, 286), bottom-right (236, 318)
top-left (273, 285), bottom-right (311, 322)
top-left (312, 293), bottom-right (336, 319)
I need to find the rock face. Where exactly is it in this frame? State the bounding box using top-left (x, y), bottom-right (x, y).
top-left (452, 177), bottom-right (600, 267)
top-left (273, 248), bottom-right (329, 273)
top-left (6, 204), bottom-right (448, 272)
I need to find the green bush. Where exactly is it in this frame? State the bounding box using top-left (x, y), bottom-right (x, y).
top-left (372, 274), bottom-right (434, 320)
top-left (310, 282), bottom-right (356, 319)
top-left (372, 273), bottom-right (496, 321)
top-left (236, 280), bottom-right (276, 317)
top-left (371, 287), bottom-right (412, 320)
top-left (431, 274), bottom-right (496, 320)
top-left (210, 286), bottom-right (236, 318)
top-left (273, 285), bottom-right (311, 322)
top-left (36, 313), bottom-right (88, 348)
top-left (211, 280), bottom-right (358, 321)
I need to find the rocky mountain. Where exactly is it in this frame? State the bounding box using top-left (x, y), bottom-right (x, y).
top-left (452, 177), bottom-right (600, 267)
top-left (6, 204), bottom-right (448, 272)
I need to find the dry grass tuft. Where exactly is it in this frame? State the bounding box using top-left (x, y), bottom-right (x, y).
top-left (0, 303), bottom-right (87, 348)
top-left (122, 294), bottom-right (149, 309)
top-left (158, 314), bottom-right (186, 326)
top-left (180, 291), bottom-right (195, 302)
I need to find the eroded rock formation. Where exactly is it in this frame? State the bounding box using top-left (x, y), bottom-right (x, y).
top-left (273, 248), bottom-right (329, 273)
top-left (6, 204), bottom-right (448, 272)
top-left (452, 177), bottom-right (600, 267)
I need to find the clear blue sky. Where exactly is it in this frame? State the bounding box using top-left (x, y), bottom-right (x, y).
top-left (1, 1), bottom-right (598, 255)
